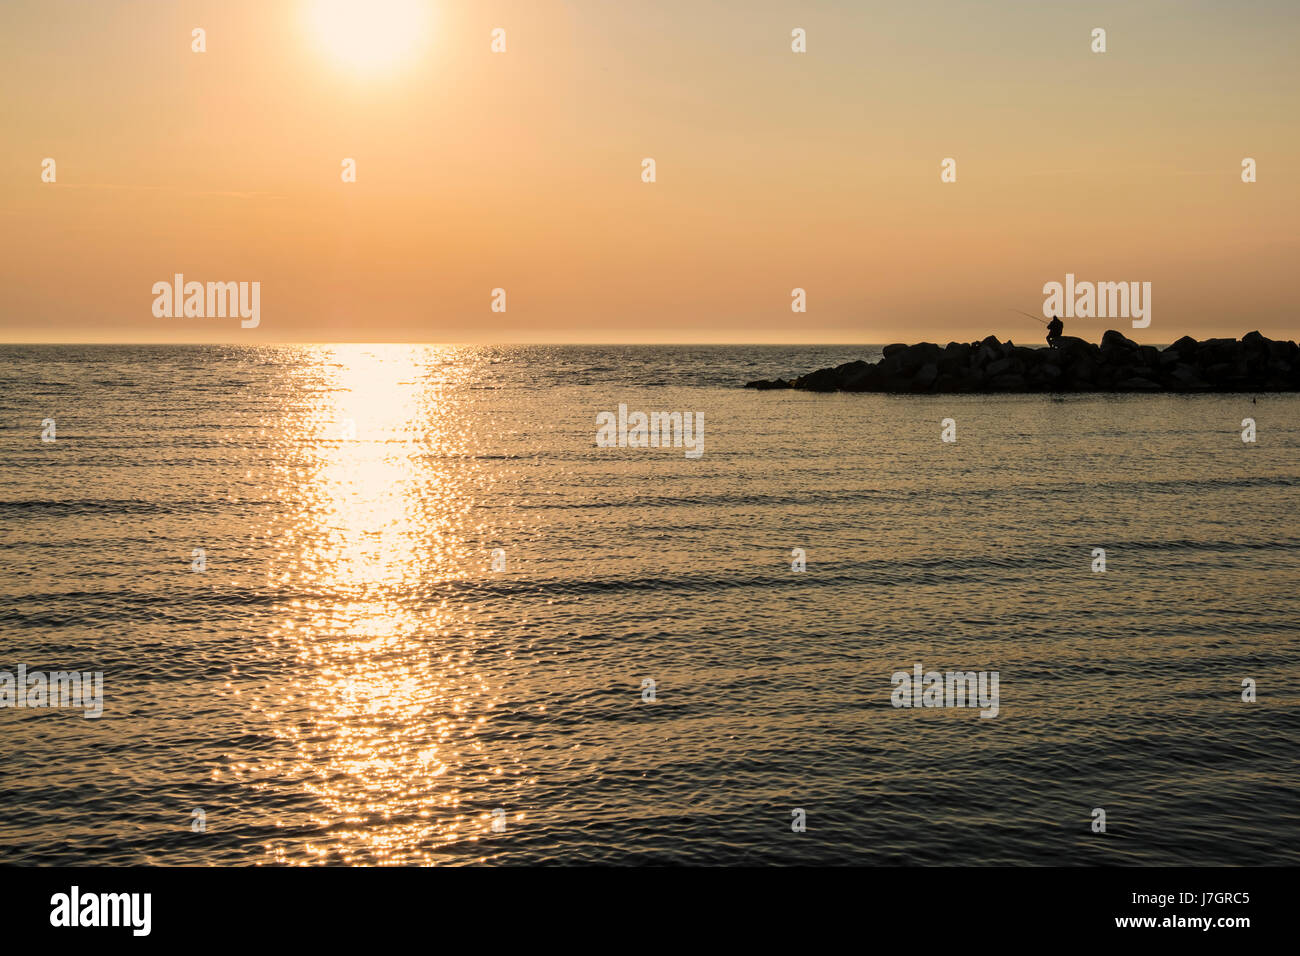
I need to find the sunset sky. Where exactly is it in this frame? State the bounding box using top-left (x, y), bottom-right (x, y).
top-left (2, 0), bottom-right (1297, 344)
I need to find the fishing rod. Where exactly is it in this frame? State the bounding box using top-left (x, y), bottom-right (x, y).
top-left (1009, 308), bottom-right (1050, 327)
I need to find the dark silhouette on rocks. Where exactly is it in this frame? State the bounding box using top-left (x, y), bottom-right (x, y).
top-left (1046, 316), bottom-right (1063, 347)
top-left (745, 330), bottom-right (1300, 393)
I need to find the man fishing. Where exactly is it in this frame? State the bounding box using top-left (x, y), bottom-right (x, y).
top-left (1008, 308), bottom-right (1066, 346)
top-left (1046, 315), bottom-right (1064, 347)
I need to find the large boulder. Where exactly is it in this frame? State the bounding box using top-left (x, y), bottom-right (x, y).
top-left (1101, 347), bottom-right (1141, 369)
top-left (1267, 340), bottom-right (1298, 361)
top-left (988, 373), bottom-right (1028, 391)
top-left (1028, 363), bottom-right (1063, 388)
top-left (986, 356), bottom-right (1017, 378)
top-left (1200, 339), bottom-right (1242, 367)
top-left (1101, 329), bottom-right (1141, 351)
top-left (1116, 375), bottom-right (1161, 391)
top-left (840, 362), bottom-right (878, 391)
top-left (1242, 330), bottom-right (1269, 352)
top-left (940, 341), bottom-right (972, 368)
top-left (912, 362), bottom-right (939, 391)
top-left (1055, 336), bottom-right (1097, 363)
top-left (971, 342), bottom-right (1003, 370)
top-left (1167, 365), bottom-right (1208, 390)
top-left (1165, 335), bottom-right (1200, 362)
top-left (896, 342), bottom-right (941, 373)
top-left (793, 367), bottom-right (842, 391)
top-left (939, 342), bottom-right (972, 374)
top-left (1100, 331), bottom-right (1142, 372)
top-left (1203, 362), bottom-right (1234, 384)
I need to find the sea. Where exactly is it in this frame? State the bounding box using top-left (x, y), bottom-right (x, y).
top-left (1, 344), bottom-right (1297, 865)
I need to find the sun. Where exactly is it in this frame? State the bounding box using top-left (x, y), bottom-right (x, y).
top-left (306, 0), bottom-right (429, 72)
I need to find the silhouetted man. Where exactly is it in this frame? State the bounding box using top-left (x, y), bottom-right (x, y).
top-left (1046, 315), bottom-right (1064, 347)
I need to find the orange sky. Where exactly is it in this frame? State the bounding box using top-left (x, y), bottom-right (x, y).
top-left (2, 0), bottom-right (1298, 344)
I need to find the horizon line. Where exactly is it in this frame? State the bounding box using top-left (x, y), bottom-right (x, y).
top-left (1, 335), bottom-right (1252, 348)
top-left (0, 340), bottom-right (883, 347)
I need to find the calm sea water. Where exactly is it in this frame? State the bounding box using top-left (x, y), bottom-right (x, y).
top-left (1, 344), bottom-right (1297, 866)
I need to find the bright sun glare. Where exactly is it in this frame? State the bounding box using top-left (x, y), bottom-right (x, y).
top-left (306, 0), bottom-right (428, 72)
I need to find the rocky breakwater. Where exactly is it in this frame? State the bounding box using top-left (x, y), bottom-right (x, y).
top-left (745, 331), bottom-right (1300, 393)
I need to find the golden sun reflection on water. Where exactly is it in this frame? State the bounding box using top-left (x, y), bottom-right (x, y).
top-left (247, 346), bottom-right (526, 865)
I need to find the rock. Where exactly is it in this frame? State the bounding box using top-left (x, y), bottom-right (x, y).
top-left (972, 343), bottom-right (1002, 369)
top-left (1157, 350), bottom-right (1182, 367)
top-left (940, 342), bottom-right (973, 372)
top-left (986, 356), bottom-right (1017, 378)
top-left (913, 362), bottom-right (939, 390)
top-left (1028, 364), bottom-right (1063, 388)
top-left (1055, 336), bottom-right (1098, 363)
top-left (842, 365), bottom-right (879, 391)
top-left (834, 360), bottom-right (870, 378)
top-left (1117, 376), bottom-right (1161, 391)
top-left (748, 331), bottom-right (1298, 394)
top-left (1101, 347), bottom-right (1141, 369)
top-left (898, 343), bottom-right (941, 372)
top-left (1101, 329), bottom-right (1140, 351)
top-left (794, 367), bottom-right (842, 391)
top-left (1201, 338), bottom-right (1242, 366)
top-left (1168, 365), bottom-right (1208, 390)
top-left (988, 373), bottom-right (1027, 390)
top-left (1066, 358), bottom-right (1098, 385)
top-left (1204, 362), bottom-right (1234, 383)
